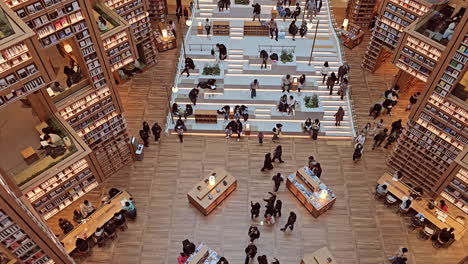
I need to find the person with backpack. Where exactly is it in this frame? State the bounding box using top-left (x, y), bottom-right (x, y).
top-left (252, 3), bottom-right (261, 21)
top-left (288, 20), bottom-right (298, 41)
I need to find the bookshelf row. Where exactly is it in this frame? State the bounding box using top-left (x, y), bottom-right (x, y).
top-left (0, 210), bottom-right (53, 264)
top-left (148, 0), bottom-right (167, 22)
top-left (95, 136), bottom-right (132, 177)
top-left (442, 167), bottom-right (467, 213)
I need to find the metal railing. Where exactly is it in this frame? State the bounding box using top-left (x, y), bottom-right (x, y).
top-left (188, 43), bottom-right (216, 51)
top-left (258, 45), bottom-right (296, 53)
top-left (325, 0), bottom-right (358, 138)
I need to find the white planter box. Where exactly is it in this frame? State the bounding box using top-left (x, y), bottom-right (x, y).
top-left (297, 95), bottom-right (324, 112)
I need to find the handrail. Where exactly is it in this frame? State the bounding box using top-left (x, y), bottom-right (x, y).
top-left (325, 0), bottom-right (358, 138)
top-left (258, 45), bottom-right (296, 53)
top-left (165, 0), bottom-right (199, 134)
top-left (188, 43), bottom-right (216, 51)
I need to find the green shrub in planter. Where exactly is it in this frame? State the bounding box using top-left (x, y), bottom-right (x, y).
top-left (304, 94), bottom-right (319, 108)
top-left (280, 49), bottom-right (294, 64)
top-left (202, 64), bottom-right (221, 76)
top-left (235, 0), bottom-right (250, 5)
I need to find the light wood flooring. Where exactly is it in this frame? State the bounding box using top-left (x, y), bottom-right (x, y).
top-left (47, 16), bottom-right (468, 264)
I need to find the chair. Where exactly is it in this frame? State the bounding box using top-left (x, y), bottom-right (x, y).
top-left (396, 205), bottom-right (411, 215)
top-left (432, 236), bottom-right (448, 248)
top-left (417, 226), bottom-right (435, 240)
top-left (385, 194), bottom-right (398, 207)
top-left (373, 184), bottom-right (386, 200)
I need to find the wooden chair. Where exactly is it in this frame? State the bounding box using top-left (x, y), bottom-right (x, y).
top-left (417, 226), bottom-right (434, 240)
top-left (385, 193), bottom-right (398, 207)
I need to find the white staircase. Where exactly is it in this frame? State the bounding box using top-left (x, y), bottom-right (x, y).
top-left (230, 26), bottom-right (244, 39)
top-left (226, 49), bottom-right (245, 74)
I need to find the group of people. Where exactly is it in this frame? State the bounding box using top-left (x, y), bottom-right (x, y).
top-left (172, 103), bottom-right (194, 120)
top-left (139, 121), bottom-right (162, 147)
top-left (261, 145), bottom-right (285, 171)
top-left (321, 62), bottom-right (350, 100)
top-left (303, 118), bottom-right (320, 139)
top-left (278, 94), bottom-right (296, 115)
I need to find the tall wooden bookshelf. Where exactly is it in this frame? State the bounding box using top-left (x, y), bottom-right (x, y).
top-left (346, 0), bottom-right (376, 28)
top-left (148, 0), bottom-right (167, 22)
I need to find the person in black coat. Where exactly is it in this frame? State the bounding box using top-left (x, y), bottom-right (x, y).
top-left (58, 218), bottom-right (74, 234)
top-left (337, 63), bottom-right (349, 83)
top-left (245, 244), bottom-right (257, 264)
top-left (151, 122), bottom-right (161, 143)
top-left (274, 200), bottom-right (282, 217)
top-left (182, 239), bottom-right (196, 255)
top-left (216, 43), bottom-right (227, 60)
top-left (261, 153), bottom-right (274, 171)
top-left (252, 3), bottom-right (261, 21)
top-left (189, 88), bottom-right (199, 105)
top-left (217, 257), bottom-right (229, 264)
top-left (260, 50), bottom-right (268, 69)
top-left (257, 255), bottom-right (268, 264)
top-left (139, 129), bottom-right (149, 147)
top-left (184, 104), bottom-right (193, 120)
top-left (235, 119), bottom-right (243, 141)
top-left (250, 201), bottom-right (260, 219)
top-left (181, 57), bottom-right (195, 77)
top-left (291, 3), bottom-right (301, 20)
top-left (143, 121), bottom-right (150, 135)
top-left (272, 173), bottom-right (284, 192)
top-left (288, 20), bottom-right (298, 40)
top-left (272, 145), bottom-right (284, 163)
top-left (369, 103), bottom-right (382, 119)
top-left (312, 162), bottom-right (322, 178)
top-left (280, 211), bottom-right (297, 231)
top-left (183, 7), bottom-right (189, 21)
top-left (248, 226), bottom-right (260, 242)
top-left (263, 192), bottom-right (276, 208)
top-left (390, 119), bottom-right (402, 135)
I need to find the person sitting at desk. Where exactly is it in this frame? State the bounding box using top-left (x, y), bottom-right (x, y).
top-left (73, 210), bottom-right (83, 224)
top-left (104, 220), bottom-right (117, 239)
top-left (93, 227), bottom-right (105, 247)
top-left (39, 133), bottom-right (63, 149)
top-left (439, 200), bottom-right (449, 212)
top-left (376, 183), bottom-right (388, 196)
top-left (392, 171), bottom-right (403, 181)
top-left (113, 212), bottom-right (126, 231)
top-left (58, 218), bottom-right (74, 234)
top-left (108, 188), bottom-right (121, 199)
top-left (80, 200), bottom-right (96, 218)
top-left (438, 227), bottom-right (455, 243)
top-left (75, 238), bottom-right (89, 253)
top-left (400, 198), bottom-right (412, 211)
top-left (123, 199), bottom-right (136, 220)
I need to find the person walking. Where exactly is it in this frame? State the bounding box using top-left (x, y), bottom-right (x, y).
top-left (250, 79), bottom-right (259, 98)
top-left (287, 95), bottom-right (296, 115)
top-left (217, 43), bottom-right (227, 60)
top-left (183, 7), bottom-right (189, 21)
top-left (252, 3), bottom-right (261, 21)
top-left (298, 74), bottom-right (305, 94)
top-left (218, 0), bottom-right (224, 12)
top-left (205, 18), bottom-right (211, 39)
top-left (274, 200), bottom-right (282, 217)
top-left (281, 74), bottom-right (292, 93)
top-left (244, 244), bottom-right (257, 264)
top-left (189, 87), bottom-right (199, 105)
top-left (139, 129), bottom-right (149, 147)
top-left (258, 132), bottom-right (264, 144)
top-left (406, 92), bottom-right (420, 111)
top-left (390, 119), bottom-right (402, 135)
top-left (369, 103), bottom-right (382, 119)
top-left (236, 119), bottom-right (243, 142)
top-left (181, 57), bottom-right (195, 77)
top-left (337, 63), bottom-right (349, 83)
top-left (224, 0), bottom-right (230, 10)
top-left (151, 122), bottom-right (161, 143)
top-left (353, 143), bottom-right (364, 161)
top-left (320, 61), bottom-right (330, 84)
top-left (248, 226), bottom-right (260, 243)
top-left (369, 119), bottom-right (384, 136)
top-left (260, 50), bottom-right (268, 69)
top-left (261, 153), bottom-right (274, 171)
top-left (272, 124), bottom-right (283, 141)
top-left (288, 20), bottom-right (298, 41)
top-left (175, 119), bottom-right (186, 143)
top-left (250, 201), bottom-right (261, 219)
top-left (272, 145), bottom-right (284, 163)
top-left (311, 119), bottom-right (320, 140)
top-left (272, 173), bottom-right (284, 192)
top-left (292, 3), bottom-right (301, 20)
top-left (257, 255), bottom-right (268, 264)
top-left (338, 78), bottom-right (348, 100)
top-left (384, 129), bottom-right (401, 149)
top-left (327, 72), bottom-right (337, 95)
top-left (280, 211), bottom-right (297, 231)
top-left (268, 18), bottom-right (278, 41)
top-left (299, 20), bottom-right (307, 38)
top-left (334, 107), bottom-right (345, 126)
top-left (272, 258), bottom-right (280, 264)
top-left (184, 104), bottom-right (193, 120)
top-left (305, 0), bottom-right (316, 21)
top-left (169, 20), bottom-right (177, 37)
top-left (372, 128), bottom-right (388, 150)
top-left (143, 121), bottom-right (150, 135)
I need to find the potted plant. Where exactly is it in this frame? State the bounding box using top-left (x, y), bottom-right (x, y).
top-left (235, 0), bottom-right (250, 5)
top-left (280, 49), bottom-right (294, 64)
top-left (202, 64), bottom-right (221, 76)
top-left (304, 94), bottom-right (319, 108)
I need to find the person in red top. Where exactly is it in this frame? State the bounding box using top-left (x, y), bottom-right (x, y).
top-left (439, 200), bottom-right (449, 212)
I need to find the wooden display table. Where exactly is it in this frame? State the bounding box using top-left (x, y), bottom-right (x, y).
top-left (301, 247), bottom-right (337, 264)
top-left (187, 168), bottom-right (237, 215)
top-left (287, 167), bottom-right (336, 218)
top-left (377, 173), bottom-right (466, 240)
top-left (342, 23), bottom-right (364, 49)
top-left (21, 146), bottom-right (39, 165)
top-left (213, 21), bottom-right (230, 36)
top-left (244, 21), bottom-right (269, 36)
top-left (155, 22), bottom-right (177, 52)
top-left (186, 243), bottom-right (221, 263)
top-left (61, 191), bottom-right (132, 253)
top-left (195, 109), bottom-right (218, 124)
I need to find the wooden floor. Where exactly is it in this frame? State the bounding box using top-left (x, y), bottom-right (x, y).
top-left (46, 14), bottom-right (468, 264)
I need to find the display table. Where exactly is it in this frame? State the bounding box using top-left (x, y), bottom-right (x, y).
top-left (195, 109), bottom-right (218, 124)
top-left (61, 191), bottom-right (132, 253)
top-left (341, 23), bottom-right (364, 49)
top-left (244, 21), bottom-right (269, 36)
top-left (154, 22), bottom-right (176, 52)
top-left (213, 21), bottom-right (229, 36)
top-left (186, 243), bottom-right (221, 263)
top-left (286, 167), bottom-right (336, 217)
top-left (301, 247), bottom-right (337, 264)
top-left (377, 173), bottom-right (466, 240)
top-left (187, 168), bottom-right (237, 215)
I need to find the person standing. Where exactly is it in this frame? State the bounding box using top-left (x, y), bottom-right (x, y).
top-left (280, 211), bottom-right (297, 231)
top-left (317, 0), bottom-right (322, 12)
top-left (390, 119), bottom-right (402, 135)
top-left (353, 143), bottom-right (363, 161)
top-left (334, 107), bottom-right (345, 126)
top-left (298, 74), bottom-right (306, 94)
top-left (274, 200), bottom-right (282, 217)
top-left (225, 0), bottom-right (230, 10)
top-left (327, 72), bottom-right (337, 95)
top-left (406, 92), bottom-right (420, 111)
top-left (218, 0), bottom-right (224, 12)
top-left (337, 63), bottom-right (349, 83)
top-left (272, 173), bottom-right (284, 192)
top-left (143, 121), bottom-right (150, 135)
top-left (139, 129), bottom-right (149, 147)
top-left (244, 244), bottom-right (257, 264)
top-left (175, 119), bottom-right (186, 143)
top-left (236, 119), bottom-right (243, 142)
top-left (252, 3), bottom-right (261, 21)
top-left (288, 20), bottom-right (298, 41)
top-left (176, 6), bottom-right (182, 22)
top-left (189, 87), bottom-right (199, 105)
top-left (260, 50), bottom-right (268, 69)
top-left (338, 78), bottom-right (348, 100)
top-left (311, 119), bottom-right (320, 140)
top-left (287, 95), bottom-right (296, 115)
top-left (169, 20), bottom-right (177, 37)
top-left (183, 7), bottom-right (189, 21)
top-left (205, 18), bottom-right (211, 39)
top-left (250, 201), bottom-right (261, 219)
top-left (261, 153), bottom-right (274, 171)
top-left (151, 122), bottom-right (161, 143)
top-left (299, 20), bottom-right (307, 38)
top-left (272, 145), bottom-right (284, 163)
top-left (272, 258), bottom-right (280, 264)
top-left (268, 18), bottom-right (278, 41)
top-left (372, 128), bottom-right (388, 150)
top-left (258, 132), bottom-right (264, 144)
top-left (312, 162), bottom-right (322, 177)
top-left (305, 0), bottom-right (316, 21)
top-left (248, 226), bottom-right (260, 243)
top-left (272, 124), bottom-right (283, 141)
top-left (281, 74), bottom-right (292, 93)
top-left (250, 79), bottom-right (259, 98)
top-left (217, 43), bottom-right (227, 60)
top-left (257, 255), bottom-right (268, 264)
top-left (320, 61), bottom-right (330, 84)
